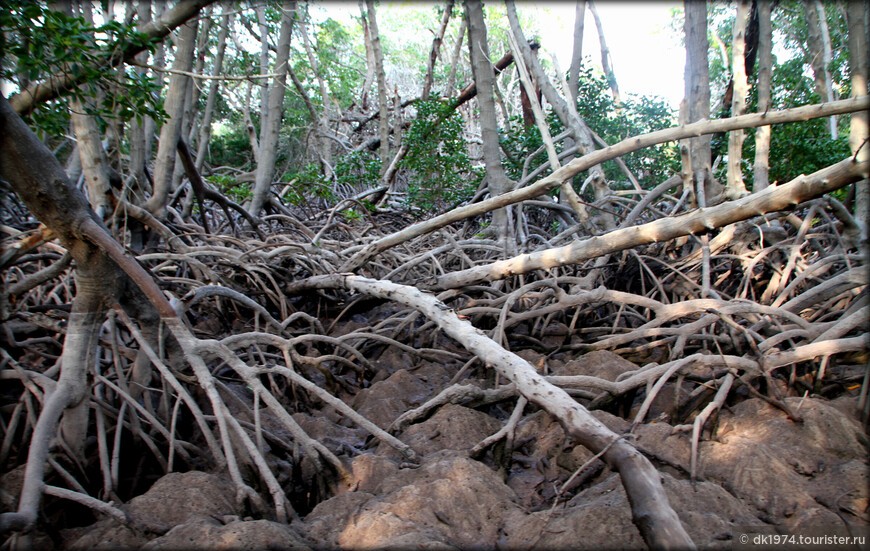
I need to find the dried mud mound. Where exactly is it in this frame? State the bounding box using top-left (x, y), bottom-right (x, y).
top-left (57, 352), bottom-right (869, 550)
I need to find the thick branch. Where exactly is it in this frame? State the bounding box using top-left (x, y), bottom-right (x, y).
top-left (10, 0), bottom-right (216, 115)
top-left (431, 156), bottom-right (866, 289)
top-left (340, 96), bottom-right (870, 272)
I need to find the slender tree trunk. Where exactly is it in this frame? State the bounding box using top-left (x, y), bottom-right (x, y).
top-left (445, 17), bottom-right (467, 99)
top-left (422, 0), bottom-right (455, 101)
top-left (186, 11), bottom-right (212, 148)
top-left (196, 10), bottom-right (230, 173)
top-left (248, 0), bottom-right (296, 218)
top-left (243, 81), bottom-right (261, 165)
top-left (568, 0), bottom-right (586, 105)
top-left (684, 0), bottom-right (722, 206)
top-left (587, 0), bottom-right (621, 107)
top-left (366, 0), bottom-right (390, 175)
top-left (300, 9), bottom-right (334, 176)
top-left (846, 1), bottom-right (869, 245)
top-left (804, 0), bottom-right (837, 138)
top-left (256, 4), bottom-right (271, 132)
top-left (465, 0), bottom-right (514, 245)
top-left (753, 0), bottom-right (773, 191)
top-left (145, 19), bottom-right (198, 217)
top-left (726, 0), bottom-right (750, 199)
top-left (358, 1), bottom-right (376, 110)
top-left (505, 1), bottom-right (612, 230)
top-left (70, 97), bottom-right (113, 218)
top-left (128, 0), bottom-right (153, 197)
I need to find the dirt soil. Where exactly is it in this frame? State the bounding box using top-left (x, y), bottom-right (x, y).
top-left (15, 346), bottom-right (859, 550)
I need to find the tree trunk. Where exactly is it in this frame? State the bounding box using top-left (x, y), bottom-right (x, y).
top-left (465, 0), bottom-right (514, 245)
top-left (256, 4), bottom-right (271, 131)
top-left (753, 0), bottom-right (773, 191)
top-left (726, 0), bottom-right (750, 199)
top-left (0, 95), bottom-right (149, 532)
top-left (422, 0), bottom-right (455, 101)
top-left (195, 9), bottom-right (231, 173)
top-left (846, 0), bottom-right (869, 245)
top-left (358, 0), bottom-right (376, 110)
top-left (683, 0), bottom-right (723, 206)
top-left (145, 19), bottom-right (198, 217)
top-left (70, 97), bottom-right (113, 218)
top-left (300, 9), bottom-right (334, 177)
top-left (127, 0), bottom-right (153, 197)
top-left (804, 0), bottom-right (837, 138)
top-left (505, 1), bottom-right (612, 231)
top-left (567, 0), bottom-right (586, 105)
top-left (365, 0), bottom-right (391, 175)
top-left (445, 17), bottom-right (467, 99)
top-left (248, 1), bottom-right (296, 218)
top-left (587, 0), bottom-right (621, 107)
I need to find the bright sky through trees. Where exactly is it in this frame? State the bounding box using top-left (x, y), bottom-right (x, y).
top-left (315, 1), bottom-right (685, 108)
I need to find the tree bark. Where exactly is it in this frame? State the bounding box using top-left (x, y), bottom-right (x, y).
top-left (753, 0), bottom-right (773, 191)
top-left (465, 0), bottom-right (514, 244)
top-left (568, 0), bottom-right (586, 104)
top-left (248, 0), bottom-right (296, 218)
top-left (195, 9), bottom-right (230, 173)
top-left (70, 97), bottom-right (113, 218)
top-left (422, 0), bottom-right (455, 101)
top-left (445, 17), bottom-right (467, 99)
top-left (846, 0), bottom-right (869, 246)
top-left (358, 0), bottom-right (377, 110)
top-left (684, 0), bottom-right (722, 205)
top-left (726, 0), bottom-right (751, 199)
top-left (804, 0), bottom-right (838, 139)
top-left (127, 0), bottom-right (153, 197)
top-left (145, 19), bottom-right (198, 217)
top-left (366, 0), bottom-right (391, 175)
top-left (256, 4), bottom-right (272, 130)
top-left (340, 96), bottom-right (870, 272)
top-left (587, 0), bottom-right (621, 107)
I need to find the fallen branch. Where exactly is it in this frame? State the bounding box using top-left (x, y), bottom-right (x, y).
top-left (431, 155), bottom-right (866, 290)
top-left (286, 273), bottom-right (696, 549)
top-left (340, 95), bottom-right (870, 272)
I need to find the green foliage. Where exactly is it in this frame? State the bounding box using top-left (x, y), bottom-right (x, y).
top-left (0, 1), bottom-right (166, 134)
top-left (702, 0), bottom-right (851, 190)
top-left (501, 66), bottom-right (679, 193)
top-left (312, 17), bottom-right (364, 110)
top-left (206, 174), bottom-right (251, 204)
top-left (334, 151), bottom-right (382, 195)
top-left (341, 208), bottom-right (363, 222)
top-left (280, 165), bottom-right (338, 206)
top-left (738, 58), bottom-right (851, 190)
top-left (400, 99), bottom-right (481, 212)
top-left (207, 126), bottom-right (255, 170)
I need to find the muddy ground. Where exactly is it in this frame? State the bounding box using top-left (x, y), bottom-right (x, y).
top-left (4, 333), bottom-right (866, 550)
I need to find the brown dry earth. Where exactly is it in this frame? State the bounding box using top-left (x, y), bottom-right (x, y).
top-left (5, 345), bottom-right (861, 550)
